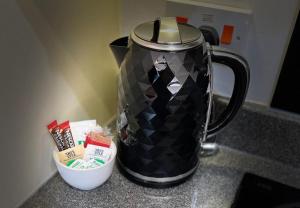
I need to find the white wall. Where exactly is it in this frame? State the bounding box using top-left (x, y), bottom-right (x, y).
top-left (0, 1), bottom-right (120, 207)
top-left (0, 2), bottom-right (86, 207)
top-left (120, 0), bottom-right (166, 35)
top-left (120, 0), bottom-right (300, 106)
top-left (245, 0), bottom-right (300, 105)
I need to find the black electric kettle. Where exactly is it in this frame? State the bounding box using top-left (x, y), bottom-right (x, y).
top-left (110, 17), bottom-right (249, 188)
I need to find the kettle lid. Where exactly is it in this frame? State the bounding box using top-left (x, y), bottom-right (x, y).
top-left (131, 17), bottom-right (204, 51)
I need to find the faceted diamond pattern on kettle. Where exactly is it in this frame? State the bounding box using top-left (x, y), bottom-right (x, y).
top-left (154, 56), bottom-right (167, 72)
top-left (117, 45), bottom-right (209, 177)
top-left (167, 77), bottom-right (182, 95)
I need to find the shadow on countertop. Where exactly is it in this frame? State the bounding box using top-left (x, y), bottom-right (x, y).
top-left (214, 96), bottom-right (300, 169)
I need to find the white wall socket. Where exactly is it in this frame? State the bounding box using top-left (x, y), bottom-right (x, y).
top-left (166, 0), bottom-right (252, 98)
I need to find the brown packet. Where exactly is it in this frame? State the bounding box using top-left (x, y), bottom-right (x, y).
top-left (57, 144), bottom-right (85, 164)
top-left (47, 120), bottom-right (66, 151)
top-left (59, 120), bottom-right (75, 149)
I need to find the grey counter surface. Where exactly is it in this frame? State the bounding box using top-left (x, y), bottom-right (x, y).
top-left (21, 102), bottom-right (300, 208)
top-left (21, 146), bottom-right (300, 208)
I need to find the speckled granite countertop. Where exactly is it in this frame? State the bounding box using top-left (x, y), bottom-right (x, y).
top-left (21, 146), bottom-right (300, 208)
top-left (21, 102), bottom-right (300, 208)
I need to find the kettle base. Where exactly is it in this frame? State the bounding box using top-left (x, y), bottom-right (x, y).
top-left (117, 158), bottom-right (199, 188)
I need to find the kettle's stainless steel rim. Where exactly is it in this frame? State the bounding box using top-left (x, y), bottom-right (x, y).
top-left (118, 157), bottom-right (199, 183)
top-left (130, 30), bottom-right (205, 51)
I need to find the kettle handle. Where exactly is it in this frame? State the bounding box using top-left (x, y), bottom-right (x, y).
top-left (207, 45), bottom-right (250, 137)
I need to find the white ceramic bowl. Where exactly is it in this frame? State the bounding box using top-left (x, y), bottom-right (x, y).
top-left (53, 141), bottom-right (117, 190)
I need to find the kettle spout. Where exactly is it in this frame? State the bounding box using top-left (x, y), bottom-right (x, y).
top-left (110, 37), bottom-right (129, 67)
